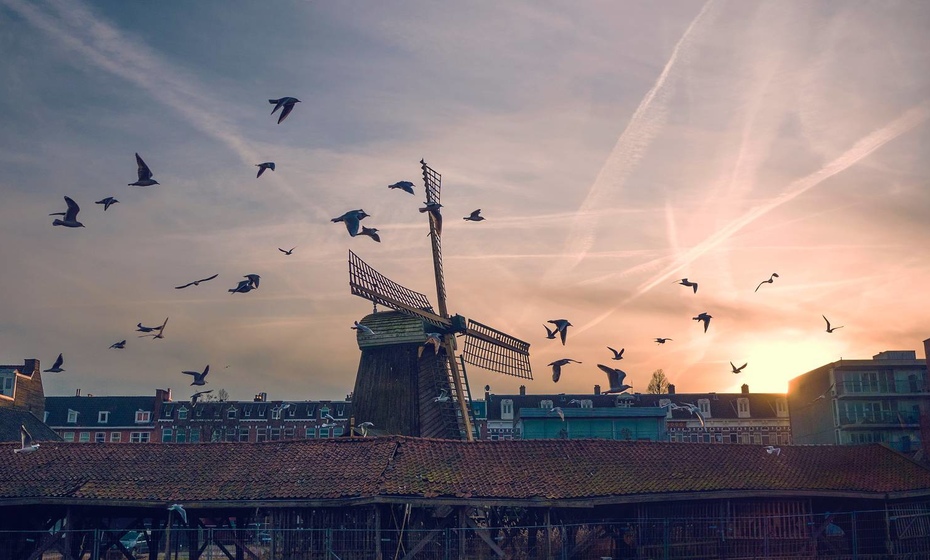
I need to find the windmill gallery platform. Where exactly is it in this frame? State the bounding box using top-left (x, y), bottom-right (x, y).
top-left (3, 437), bottom-right (930, 558)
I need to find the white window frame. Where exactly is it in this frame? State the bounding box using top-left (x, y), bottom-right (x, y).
top-left (135, 410), bottom-right (151, 423)
top-left (67, 410), bottom-right (79, 424)
top-left (110, 432), bottom-right (121, 442)
top-left (501, 399), bottom-right (514, 420)
top-left (98, 411), bottom-right (109, 424)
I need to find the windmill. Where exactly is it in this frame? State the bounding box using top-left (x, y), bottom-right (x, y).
top-left (348, 160), bottom-right (532, 441)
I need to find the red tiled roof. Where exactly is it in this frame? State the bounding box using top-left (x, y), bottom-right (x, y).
top-left (2, 438), bottom-right (929, 506)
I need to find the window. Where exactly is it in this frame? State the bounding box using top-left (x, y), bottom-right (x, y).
top-left (258, 406), bottom-right (266, 418)
top-left (284, 427), bottom-right (295, 439)
top-left (226, 431), bottom-right (237, 442)
top-left (130, 432), bottom-right (150, 443)
top-left (288, 406), bottom-right (296, 417)
top-left (190, 431), bottom-right (200, 443)
top-left (79, 432), bottom-right (90, 443)
top-left (305, 428), bottom-right (316, 439)
top-left (98, 411), bottom-right (109, 423)
top-left (1, 373), bottom-right (14, 398)
top-left (44, 411), bottom-right (49, 423)
top-left (239, 429), bottom-right (250, 442)
top-left (178, 407), bottom-right (188, 420)
top-left (176, 431), bottom-right (187, 443)
top-left (320, 427), bottom-right (330, 438)
top-left (110, 432), bottom-right (121, 443)
top-left (737, 398), bottom-right (750, 418)
top-left (256, 430), bottom-right (267, 442)
top-left (501, 400), bottom-right (514, 420)
top-left (162, 429), bottom-right (173, 442)
top-left (579, 399), bottom-right (593, 409)
top-left (270, 428), bottom-right (281, 441)
top-left (336, 405), bottom-right (345, 417)
top-left (540, 400), bottom-right (553, 409)
top-left (63, 432), bottom-right (75, 442)
top-left (272, 408), bottom-right (282, 420)
top-left (244, 407), bottom-right (251, 417)
top-left (775, 398), bottom-right (788, 417)
top-left (334, 427), bottom-right (344, 437)
top-left (135, 410), bottom-right (151, 423)
top-left (211, 429), bottom-right (222, 442)
top-left (67, 410), bottom-right (79, 423)
top-left (698, 399), bottom-right (711, 417)
top-left (227, 408), bottom-right (237, 419)
top-left (320, 406), bottom-right (330, 419)
top-left (95, 432), bottom-right (105, 443)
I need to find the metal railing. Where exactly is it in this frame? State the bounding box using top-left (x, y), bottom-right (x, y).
top-left (2, 509), bottom-right (929, 559)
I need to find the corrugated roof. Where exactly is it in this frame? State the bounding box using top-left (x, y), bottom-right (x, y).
top-left (3, 437), bottom-right (929, 506)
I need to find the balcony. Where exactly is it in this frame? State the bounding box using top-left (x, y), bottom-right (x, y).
top-left (835, 379), bottom-right (927, 397)
top-left (837, 411), bottom-right (920, 427)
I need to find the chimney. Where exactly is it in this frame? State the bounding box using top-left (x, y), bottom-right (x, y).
top-left (75, 388), bottom-right (81, 397)
top-left (155, 388), bottom-right (172, 402)
top-left (23, 358), bottom-right (39, 376)
top-left (519, 385), bottom-right (526, 396)
top-left (741, 383), bottom-right (749, 394)
top-left (668, 384), bottom-right (675, 395)
top-left (254, 392), bottom-right (267, 402)
top-left (485, 385), bottom-right (491, 402)
top-left (594, 384), bottom-right (601, 395)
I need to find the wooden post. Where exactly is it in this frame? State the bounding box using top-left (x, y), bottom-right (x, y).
top-left (374, 506), bottom-right (383, 560)
top-left (444, 337), bottom-right (475, 442)
top-left (458, 507), bottom-right (466, 560)
top-left (164, 513), bottom-right (173, 560)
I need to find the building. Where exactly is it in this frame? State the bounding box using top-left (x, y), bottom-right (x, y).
top-left (155, 393), bottom-right (355, 443)
top-left (0, 358), bottom-right (45, 417)
top-left (484, 384), bottom-right (791, 444)
top-left (44, 388), bottom-right (170, 443)
top-left (517, 405), bottom-right (668, 440)
top-left (788, 347), bottom-right (930, 456)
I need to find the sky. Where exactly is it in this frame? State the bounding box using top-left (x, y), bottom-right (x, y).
top-left (1, 1), bottom-right (928, 403)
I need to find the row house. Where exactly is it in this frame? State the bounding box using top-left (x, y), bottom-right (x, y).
top-left (44, 388), bottom-right (170, 443)
top-left (0, 358), bottom-right (45, 417)
top-left (155, 393), bottom-right (354, 443)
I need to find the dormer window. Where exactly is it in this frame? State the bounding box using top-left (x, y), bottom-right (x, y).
top-left (737, 398), bottom-right (750, 418)
top-left (135, 410), bottom-right (151, 423)
top-left (271, 407), bottom-right (282, 420)
top-left (320, 406), bottom-right (330, 419)
top-left (98, 411), bottom-right (109, 424)
top-left (258, 406), bottom-right (266, 418)
top-left (244, 406), bottom-right (251, 417)
top-left (775, 398), bottom-right (788, 417)
top-left (178, 407), bottom-right (188, 420)
top-left (659, 399), bottom-right (672, 417)
top-left (227, 408), bottom-right (237, 419)
top-left (698, 399), bottom-right (712, 418)
top-left (67, 409), bottom-right (79, 423)
top-left (501, 399), bottom-right (514, 420)
top-left (579, 399), bottom-right (593, 409)
top-left (540, 400), bottom-right (554, 409)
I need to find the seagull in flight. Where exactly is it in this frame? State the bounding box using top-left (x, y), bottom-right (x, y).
top-left (255, 162), bottom-right (275, 177)
top-left (547, 407), bottom-right (565, 421)
top-left (811, 383), bottom-right (836, 403)
top-left (50, 196), bottom-right (85, 228)
top-left (139, 317), bottom-right (169, 339)
top-left (278, 247), bottom-right (295, 255)
top-left (419, 201), bottom-right (443, 236)
top-left (355, 421), bottom-right (374, 437)
top-left (433, 389), bottom-right (450, 403)
top-left (543, 324), bottom-right (558, 340)
top-left (548, 358), bottom-right (581, 383)
top-left (136, 322), bottom-right (161, 333)
top-left (175, 273), bottom-right (219, 289)
top-left (182, 364), bottom-right (210, 386)
top-left (547, 319), bottom-right (572, 346)
top-left (321, 413), bottom-right (347, 428)
top-left (823, 315), bottom-right (843, 333)
top-left (14, 425), bottom-right (40, 454)
top-left (43, 354), bottom-right (65, 373)
top-left (95, 197), bottom-right (119, 211)
top-left (654, 338), bottom-right (673, 345)
top-left (128, 153), bottom-right (159, 186)
top-left (269, 97), bottom-right (300, 124)
top-left (463, 209), bottom-right (485, 222)
top-left (693, 312), bottom-right (712, 333)
top-left (730, 361), bottom-right (748, 374)
top-left (190, 389), bottom-right (213, 406)
top-left (608, 346), bottom-right (625, 360)
top-left (229, 279), bottom-right (253, 294)
top-left (352, 321), bottom-right (375, 335)
top-left (244, 274), bottom-right (260, 289)
top-left (597, 364), bottom-right (632, 394)
top-left (331, 209), bottom-right (370, 237)
top-left (678, 402), bottom-right (706, 429)
top-left (109, 340), bottom-right (127, 350)
top-left (755, 273), bottom-right (779, 293)
top-left (359, 226), bottom-right (381, 243)
top-left (419, 332), bottom-right (443, 357)
top-left (675, 278), bottom-right (698, 294)
top-left (764, 446), bottom-right (781, 456)
top-left (388, 180), bottom-right (415, 195)
top-left (168, 504), bottom-right (188, 525)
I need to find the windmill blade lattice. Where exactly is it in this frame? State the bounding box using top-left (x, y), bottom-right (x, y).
top-left (348, 250), bottom-right (446, 328)
top-left (421, 159), bottom-right (448, 317)
top-left (463, 319), bottom-right (533, 379)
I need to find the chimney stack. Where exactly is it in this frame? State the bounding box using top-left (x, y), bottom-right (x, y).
top-left (668, 384), bottom-right (675, 395)
top-left (519, 385), bottom-right (526, 396)
top-left (75, 388), bottom-right (81, 397)
top-left (594, 384), bottom-right (601, 395)
top-left (254, 392), bottom-right (267, 402)
top-left (741, 383), bottom-right (749, 394)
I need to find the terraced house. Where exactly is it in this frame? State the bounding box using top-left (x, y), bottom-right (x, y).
top-left (44, 388), bottom-right (169, 444)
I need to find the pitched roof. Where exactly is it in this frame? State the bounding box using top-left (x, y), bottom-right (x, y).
top-left (45, 396), bottom-right (156, 427)
top-left (0, 408), bottom-right (61, 443)
top-left (2, 437), bottom-right (929, 507)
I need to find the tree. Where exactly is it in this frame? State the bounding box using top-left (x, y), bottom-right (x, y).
top-left (647, 369), bottom-right (669, 394)
top-left (217, 388), bottom-right (229, 402)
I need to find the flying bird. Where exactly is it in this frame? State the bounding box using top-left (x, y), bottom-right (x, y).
top-left (675, 278), bottom-right (698, 294)
top-left (547, 407), bottom-right (565, 421)
top-left (433, 389), bottom-right (450, 403)
top-left (655, 338), bottom-right (673, 344)
top-left (548, 358), bottom-right (581, 383)
top-left (463, 209), bottom-right (485, 222)
top-left (388, 181), bottom-right (415, 194)
top-left (755, 273), bottom-right (780, 293)
top-left (182, 364), bottom-right (210, 386)
top-left (139, 317), bottom-right (169, 339)
top-left (95, 197), bottom-right (119, 211)
top-left (351, 321), bottom-right (375, 336)
top-left (597, 364), bottom-right (632, 394)
top-left (419, 201), bottom-right (443, 236)
top-left (730, 361), bottom-right (748, 374)
top-left (244, 274), bottom-right (261, 289)
top-left (358, 226), bottom-right (381, 243)
top-left (43, 354), bottom-right (64, 373)
top-left (608, 346), bottom-right (625, 360)
top-left (547, 319), bottom-right (572, 346)
top-left (255, 162), bottom-right (275, 177)
top-left (419, 333), bottom-right (443, 357)
top-left (331, 209), bottom-right (370, 237)
top-left (190, 389), bottom-right (213, 406)
top-left (229, 279), bottom-right (253, 294)
top-left (109, 340), bottom-right (127, 350)
top-left (128, 153), bottom-right (159, 186)
top-left (168, 504), bottom-right (188, 525)
top-left (174, 273), bottom-right (219, 289)
top-left (278, 247), bottom-right (295, 255)
top-left (823, 315), bottom-right (843, 333)
top-left (14, 425), bottom-right (39, 454)
top-left (321, 413), bottom-right (347, 428)
top-left (811, 383), bottom-right (836, 403)
top-left (693, 312), bottom-right (712, 333)
top-left (50, 196), bottom-right (84, 228)
top-left (678, 402), bottom-right (706, 429)
top-left (269, 97), bottom-right (300, 124)
top-left (136, 322), bottom-right (161, 333)
top-left (543, 324), bottom-right (558, 340)
top-left (355, 421), bottom-right (375, 437)
top-left (764, 446), bottom-right (781, 456)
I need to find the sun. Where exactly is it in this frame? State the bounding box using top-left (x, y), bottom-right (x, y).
top-left (722, 331), bottom-right (847, 394)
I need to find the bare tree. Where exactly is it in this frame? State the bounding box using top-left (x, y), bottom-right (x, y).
top-left (217, 388), bottom-right (229, 402)
top-left (647, 369), bottom-right (669, 394)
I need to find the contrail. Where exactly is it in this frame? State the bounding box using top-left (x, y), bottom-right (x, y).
top-left (550, 0), bottom-right (714, 276)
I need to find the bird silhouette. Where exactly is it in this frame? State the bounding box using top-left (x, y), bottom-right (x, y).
top-left (355, 421), bottom-right (375, 437)
top-left (419, 333), bottom-right (443, 358)
top-left (655, 338), bottom-right (673, 344)
top-left (764, 446), bottom-right (781, 456)
top-left (50, 196), bottom-right (84, 228)
top-left (608, 346), bottom-right (625, 360)
top-left (755, 273), bottom-right (779, 292)
top-left (823, 315), bottom-right (843, 333)
top-left (548, 407), bottom-right (565, 421)
top-left (433, 389), bottom-right (450, 403)
top-left (358, 226), bottom-right (381, 243)
top-left (175, 273), bottom-right (219, 289)
top-left (182, 364), bottom-right (210, 386)
top-left (229, 279), bottom-right (253, 294)
top-left (543, 324), bottom-right (558, 340)
top-left (244, 274), bottom-right (260, 289)
top-left (14, 425), bottom-right (39, 454)
top-left (730, 361), bottom-right (747, 374)
top-left (351, 321), bottom-right (375, 336)
top-left (109, 340), bottom-right (127, 350)
top-left (128, 153), bottom-right (159, 186)
top-left (548, 358), bottom-right (581, 383)
top-left (168, 504), bottom-right (188, 525)
top-left (678, 402), bottom-right (706, 429)
top-left (138, 317), bottom-right (169, 339)
top-left (43, 354), bottom-right (64, 373)
top-left (190, 390), bottom-right (213, 406)
top-left (331, 209), bottom-right (370, 237)
top-left (269, 97), bottom-right (300, 124)
top-left (255, 162), bottom-right (275, 177)
top-left (547, 319), bottom-right (572, 346)
top-left (388, 181), bottom-right (415, 194)
top-left (675, 278), bottom-right (698, 294)
top-left (136, 322), bottom-right (161, 333)
top-left (278, 247), bottom-right (295, 255)
top-left (95, 197), bottom-right (119, 211)
top-left (597, 364), bottom-right (632, 394)
top-left (693, 312), bottom-right (712, 333)
top-left (463, 209), bottom-right (485, 222)
top-left (419, 201), bottom-right (443, 235)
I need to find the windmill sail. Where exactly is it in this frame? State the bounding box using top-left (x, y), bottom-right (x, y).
top-left (463, 319), bottom-right (533, 379)
top-left (348, 250), bottom-right (446, 329)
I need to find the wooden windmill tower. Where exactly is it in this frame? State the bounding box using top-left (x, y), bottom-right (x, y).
top-left (349, 160), bottom-right (533, 441)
